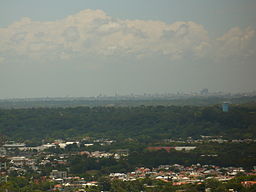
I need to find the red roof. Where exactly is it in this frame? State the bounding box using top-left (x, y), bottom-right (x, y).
top-left (54, 184), bottom-right (62, 188)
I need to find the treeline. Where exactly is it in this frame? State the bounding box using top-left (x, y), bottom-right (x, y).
top-left (0, 105), bottom-right (256, 141)
top-left (1, 96), bottom-right (256, 109)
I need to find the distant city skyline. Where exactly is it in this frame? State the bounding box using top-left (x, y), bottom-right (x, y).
top-left (0, 0), bottom-right (256, 98)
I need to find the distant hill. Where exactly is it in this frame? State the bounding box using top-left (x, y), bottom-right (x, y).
top-left (0, 95), bottom-right (256, 108)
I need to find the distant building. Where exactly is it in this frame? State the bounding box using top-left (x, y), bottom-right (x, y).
top-left (3, 142), bottom-right (25, 148)
top-left (174, 146), bottom-right (196, 151)
top-left (200, 88), bottom-right (209, 95)
top-left (9, 156), bottom-right (34, 167)
top-left (50, 170), bottom-right (67, 179)
top-left (222, 102), bottom-right (229, 112)
top-left (146, 146), bottom-right (196, 152)
top-left (241, 181), bottom-right (256, 187)
top-left (0, 147), bottom-right (6, 156)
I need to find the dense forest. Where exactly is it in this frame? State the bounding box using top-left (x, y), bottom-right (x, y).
top-left (0, 104), bottom-right (256, 141)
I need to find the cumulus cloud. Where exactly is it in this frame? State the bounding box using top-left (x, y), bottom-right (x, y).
top-left (215, 27), bottom-right (255, 60)
top-left (0, 9), bottom-right (255, 63)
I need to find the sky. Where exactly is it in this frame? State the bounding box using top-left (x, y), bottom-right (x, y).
top-left (0, 0), bottom-right (256, 98)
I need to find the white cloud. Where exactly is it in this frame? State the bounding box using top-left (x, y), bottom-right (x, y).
top-left (215, 27), bottom-right (255, 59)
top-left (0, 9), bottom-right (255, 63)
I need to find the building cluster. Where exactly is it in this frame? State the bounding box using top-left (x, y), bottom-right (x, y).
top-left (147, 146), bottom-right (196, 152)
top-left (0, 138), bottom-right (122, 169)
top-left (51, 175), bottom-right (98, 191)
top-left (109, 164), bottom-right (255, 185)
top-left (0, 138), bottom-right (115, 153)
top-left (164, 136), bottom-right (256, 144)
top-left (0, 138), bottom-right (119, 191)
top-left (0, 138), bottom-right (256, 191)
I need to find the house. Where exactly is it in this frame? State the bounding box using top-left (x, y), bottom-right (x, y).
top-left (50, 170), bottom-right (67, 179)
top-left (241, 181), bottom-right (256, 187)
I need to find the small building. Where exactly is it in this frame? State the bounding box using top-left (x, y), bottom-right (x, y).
top-left (241, 181), bottom-right (256, 187)
top-left (50, 170), bottom-right (67, 179)
top-left (222, 102), bottom-right (229, 112)
top-left (0, 147), bottom-right (6, 156)
top-left (3, 142), bottom-right (25, 149)
top-left (174, 146), bottom-right (196, 151)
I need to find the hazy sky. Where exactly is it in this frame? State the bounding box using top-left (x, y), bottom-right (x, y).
top-left (0, 0), bottom-right (256, 98)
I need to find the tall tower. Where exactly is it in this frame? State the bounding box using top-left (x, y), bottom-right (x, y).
top-left (222, 102), bottom-right (229, 112)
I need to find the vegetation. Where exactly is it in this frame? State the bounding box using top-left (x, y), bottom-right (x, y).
top-left (0, 176), bottom-right (53, 192)
top-left (0, 105), bottom-right (256, 141)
